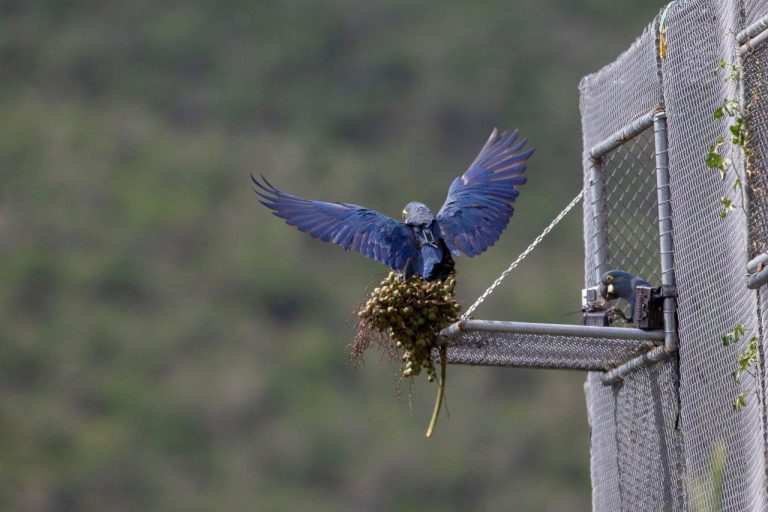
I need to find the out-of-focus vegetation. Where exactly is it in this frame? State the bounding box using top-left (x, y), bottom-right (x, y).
top-left (0, 1), bottom-right (662, 510)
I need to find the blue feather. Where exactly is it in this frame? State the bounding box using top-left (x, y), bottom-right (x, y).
top-left (251, 175), bottom-right (418, 271)
top-left (436, 128), bottom-right (533, 257)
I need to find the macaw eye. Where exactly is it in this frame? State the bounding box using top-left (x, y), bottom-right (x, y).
top-left (606, 275), bottom-right (614, 283)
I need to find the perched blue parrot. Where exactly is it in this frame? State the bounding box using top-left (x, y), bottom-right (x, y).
top-left (600, 270), bottom-right (651, 318)
top-left (253, 128), bottom-right (533, 280)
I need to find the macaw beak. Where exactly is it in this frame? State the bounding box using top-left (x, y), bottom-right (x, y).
top-left (599, 281), bottom-right (616, 301)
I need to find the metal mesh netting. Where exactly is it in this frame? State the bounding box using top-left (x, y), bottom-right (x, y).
top-left (661, 0), bottom-right (767, 509)
top-left (446, 330), bottom-right (655, 370)
top-left (602, 128), bottom-right (662, 294)
top-left (582, 23), bottom-right (664, 288)
top-left (578, 13), bottom-right (687, 510)
top-left (578, 1), bottom-right (768, 509)
top-left (586, 358), bottom-right (685, 511)
top-left (438, 2), bottom-right (768, 510)
top-left (746, 39), bottom-right (768, 256)
top-left (746, 1), bottom-right (768, 26)
top-left (744, 17), bottom-right (768, 512)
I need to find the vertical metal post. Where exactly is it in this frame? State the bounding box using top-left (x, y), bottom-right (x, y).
top-left (653, 110), bottom-right (678, 352)
top-left (589, 159), bottom-right (608, 285)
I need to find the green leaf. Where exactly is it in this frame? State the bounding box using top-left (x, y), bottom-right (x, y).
top-left (706, 151), bottom-right (724, 169)
top-left (724, 324), bottom-right (745, 346)
top-left (714, 107), bottom-right (724, 119)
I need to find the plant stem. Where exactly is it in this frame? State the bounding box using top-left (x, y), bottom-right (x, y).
top-left (426, 344), bottom-right (447, 438)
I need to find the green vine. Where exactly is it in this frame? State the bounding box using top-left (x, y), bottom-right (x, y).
top-left (722, 324), bottom-right (760, 411)
top-left (710, 58), bottom-right (761, 412)
top-left (706, 59), bottom-right (751, 218)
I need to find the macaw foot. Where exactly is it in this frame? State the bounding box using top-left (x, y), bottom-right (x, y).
top-left (608, 306), bottom-right (631, 324)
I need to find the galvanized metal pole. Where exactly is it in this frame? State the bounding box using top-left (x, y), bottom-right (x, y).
top-left (737, 13), bottom-right (768, 45)
top-left (441, 319), bottom-right (665, 342)
top-left (588, 160), bottom-right (608, 285)
top-left (738, 14), bottom-right (768, 54)
top-left (653, 110), bottom-right (679, 353)
top-left (601, 345), bottom-right (669, 384)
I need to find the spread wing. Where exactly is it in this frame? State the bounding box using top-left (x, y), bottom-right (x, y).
top-left (436, 128), bottom-right (533, 257)
top-left (253, 175), bottom-right (418, 271)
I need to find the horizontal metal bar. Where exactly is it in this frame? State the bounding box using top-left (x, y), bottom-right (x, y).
top-left (588, 110), bottom-right (657, 161)
top-left (737, 14), bottom-right (768, 45)
top-left (600, 346), bottom-right (672, 385)
top-left (747, 253), bottom-right (768, 274)
top-left (440, 319), bottom-right (666, 343)
top-left (740, 28), bottom-right (768, 55)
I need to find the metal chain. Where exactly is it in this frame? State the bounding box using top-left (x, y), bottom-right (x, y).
top-left (462, 182), bottom-right (592, 319)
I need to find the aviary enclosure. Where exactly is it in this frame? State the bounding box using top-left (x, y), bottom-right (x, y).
top-left (440, 1), bottom-right (768, 509)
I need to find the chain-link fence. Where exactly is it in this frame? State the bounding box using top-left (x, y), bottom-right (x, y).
top-left (579, 12), bottom-right (688, 509)
top-left (601, 129), bottom-right (662, 289)
top-left (746, 35), bottom-right (768, 256)
top-left (443, 1), bottom-right (768, 509)
top-left (582, 1), bottom-right (768, 510)
top-left (663, 1), bottom-right (767, 509)
top-left (744, 13), bottom-right (768, 512)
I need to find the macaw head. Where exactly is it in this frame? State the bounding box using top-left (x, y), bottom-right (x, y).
top-left (402, 202), bottom-right (435, 226)
top-left (600, 269), bottom-right (644, 303)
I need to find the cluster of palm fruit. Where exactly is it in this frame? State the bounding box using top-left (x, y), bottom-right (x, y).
top-left (358, 271), bottom-right (461, 381)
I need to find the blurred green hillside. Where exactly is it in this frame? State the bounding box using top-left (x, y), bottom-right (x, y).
top-left (0, 1), bottom-right (662, 510)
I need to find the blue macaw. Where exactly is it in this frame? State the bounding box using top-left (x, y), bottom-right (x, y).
top-left (600, 270), bottom-right (651, 318)
top-left (253, 128), bottom-right (533, 280)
